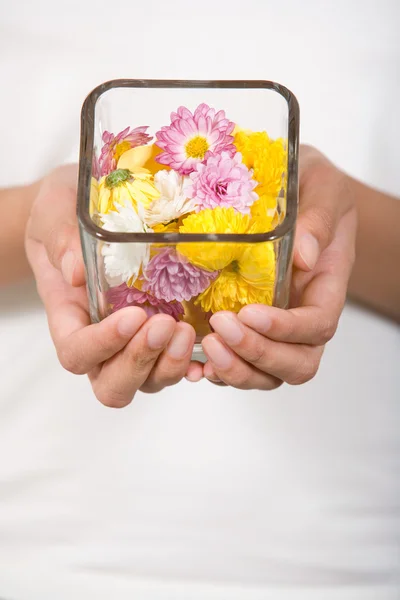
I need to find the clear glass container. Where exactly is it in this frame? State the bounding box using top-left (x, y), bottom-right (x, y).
top-left (77, 80), bottom-right (299, 360)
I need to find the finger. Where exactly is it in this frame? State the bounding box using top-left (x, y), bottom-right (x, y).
top-left (140, 322), bottom-right (196, 393)
top-left (202, 334), bottom-right (283, 390)
top-left (26, 164), bottom-right (85, 286)
top-left (185, 362), bottom-right (204, 383)
top-left (208, 313), bottom-right (324, 385)
top-left (203, 363), bottom-right (226, 386)
top-left (239, 209), bottom-right (357, 345)
top-left (27, 239), bottom-right (148, 374)
top-left (294, 148), bottom-right (354, 271)
top-left (91, 315), bottom-right (176, 408)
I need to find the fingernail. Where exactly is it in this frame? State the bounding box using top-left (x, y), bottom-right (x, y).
top-left (61, 250), bottom-right (76, 284)
top-left (167, 328), bottom-right (191, 359)
top-left (209, 313), bottom-right (244, 346)
top-left (298, 234), bottom-right (319, 270)
top-left (147, 319), bottom-right (175, 350)
top-left (202, 337), bottom-right (233, 370)
top-left (239, 306), bottom-right (272, 334)
top-left (186, 370), bottom-right (203, 383)
top-left (117, 313), bottom-right (142, 337)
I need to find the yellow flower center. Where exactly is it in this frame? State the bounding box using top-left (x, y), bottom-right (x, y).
top-left (185, 135), bottom-right (209, 159)
top-left (113, 140), bottom-right (132, 162)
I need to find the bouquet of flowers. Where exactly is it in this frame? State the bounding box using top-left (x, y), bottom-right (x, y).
top-left (90, 103), bottom-right (287, 323)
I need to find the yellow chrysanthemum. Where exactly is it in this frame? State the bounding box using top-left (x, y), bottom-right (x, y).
top-left (178, 208), bottom-right (250, 271)
top-left (197, 242), bottom-right (275, 313)
top-left (98, 168), bottom-right (160, 214)
top-left (234, 130), bottom-right (287, 217)
top-left (152, 221), bottom-right (180, 233)
top-left (177, 207), bottom-right (276, 313)
top-left (89, 176), bottom-right (99, 216)
top-left (117, 143), bottom-right (169, 174)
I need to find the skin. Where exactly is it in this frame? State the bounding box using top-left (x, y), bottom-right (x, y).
top-left (1, 147), bottom-right (399, 404)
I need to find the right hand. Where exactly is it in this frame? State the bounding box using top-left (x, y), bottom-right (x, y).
top-left (25, 164), bottom-right (196, 407)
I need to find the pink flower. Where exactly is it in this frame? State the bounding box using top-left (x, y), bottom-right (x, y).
top-left (187, 152), bottom-right (258, 214)
top-left (142, 247), bottom-right (217, 303)
top-left (107, 284), bottom-right (184, 320)
top-left (99, 126), bottom-right (152, 176)
top-left (155, 103), bottom-right (235, 175)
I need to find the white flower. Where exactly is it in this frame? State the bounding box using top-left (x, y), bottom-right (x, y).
top-left (145, 170), bottom-right (195, 226)
top-left (100, 199), bottom-right (152, 285)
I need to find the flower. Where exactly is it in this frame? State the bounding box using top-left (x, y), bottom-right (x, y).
top-left (98, 168), bottom-right (160, 215)
top-left (155, 103), bottom-right (235, 175)
top-left (250, 192), bottom-right (279, 220)
top-left (117, 143), bottom-right (168, 174)
top-left (196, 242), bottom-right (275, 313)
top-left (187, 152), bottom-right (258, 214)
top-left (144, 170), bottom-right (195, 227)
top-left (89, 177), bottom-right (99, 216)
top-left (99, 126), bottom-right (152, 176)
top-left (142, 247), bottom-right (217, 303)
top-left (177, 207), bottom-right (275, 313)
top-left (234, 130), bottom-right (287, 216)
top-left (100, 199), bottom-right (151, 285)
top-left (177, 207), bottom-right (253, 272)
top-left (107, 283), bottom-right (184, 321)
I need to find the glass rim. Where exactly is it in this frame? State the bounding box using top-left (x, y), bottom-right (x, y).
top-left (77, 78), bottom-right (299, 244)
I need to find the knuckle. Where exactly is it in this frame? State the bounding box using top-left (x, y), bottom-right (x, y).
top-left (94, 385), bottom-right (133, 409)
top-left (245, 339), bottom-right (267, 367)
top-left (57, 346), bottom-right (84, 375)
top-left (317, 318), bottom-right (338, 344)
top-left (307, 205), bottom-right (335, 242)
top-left (131, 351), bottom-right (157, 374)
top-left (288, 354), bottom-right (320, 386)
top-left (46, 222), bottom-right (75, 266)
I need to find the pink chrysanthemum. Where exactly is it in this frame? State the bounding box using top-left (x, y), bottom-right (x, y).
top-left (142, 247), bottom-right (217, 303)
top-left (187, 152), bottom-right (258, 214)
top-left (155, 103), bottom-right (235, 175)
top-left (107, 284), bottom-right (184, 320)
top-left (99, 126), bottom-right (152, 176)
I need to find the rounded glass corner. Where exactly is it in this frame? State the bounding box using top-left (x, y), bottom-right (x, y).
top-left (77, 79), bottom-right (299, 245)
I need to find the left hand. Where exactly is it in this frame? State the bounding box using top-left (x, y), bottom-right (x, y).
top-left (187, 145), bottom-right (357, 389)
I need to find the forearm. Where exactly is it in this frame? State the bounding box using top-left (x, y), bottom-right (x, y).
top-left (0, 182), bottom-right (40, 286)
top-left (348, 178), bottom-right (400, 322)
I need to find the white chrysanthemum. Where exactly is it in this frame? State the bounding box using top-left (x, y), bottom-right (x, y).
top-left (145, 170), bottom-right (195, 226)
top-left (100, 200), bottom-right (152, 285)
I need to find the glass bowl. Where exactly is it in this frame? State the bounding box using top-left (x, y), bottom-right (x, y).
top-left (77, 79), bottom-right (299, 361)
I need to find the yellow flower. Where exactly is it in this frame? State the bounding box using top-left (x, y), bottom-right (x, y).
top-left (178, 208), bottom-right (250, 271)
top-left (177, 207), bottom-right (276, 313)
top-left (117, 143), bottom-right (169, 174)
top-left (89, 176), bottom-right (99, 216)
top-left (234, 130), bottom-right (287, 216)
top-left (197, 242), bottom-right (275, 313)
top-left (152, 221), bottom-right (180, 233)
top-left (98, 168), bottom-right (160, 214)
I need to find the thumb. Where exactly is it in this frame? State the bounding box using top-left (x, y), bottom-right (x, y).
top-left (26, 164), bottom-right (86, 286)
top-left (293, 146), bottom-right (353, 272)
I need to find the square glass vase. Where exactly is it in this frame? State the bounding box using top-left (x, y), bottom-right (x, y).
top-left (77, 79), bottom-right (299, 361)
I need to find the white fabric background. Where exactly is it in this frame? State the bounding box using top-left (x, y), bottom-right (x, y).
top-left (0, 1), bottom-right (399, 598)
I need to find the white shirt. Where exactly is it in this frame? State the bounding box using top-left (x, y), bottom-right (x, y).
top-left (0, 1), bottom-right (399, 598)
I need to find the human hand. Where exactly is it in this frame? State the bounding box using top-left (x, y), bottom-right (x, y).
top-left (191, 145), bottom-right (357, 389)
top-left (25, 164), bottom-right (196, 407)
